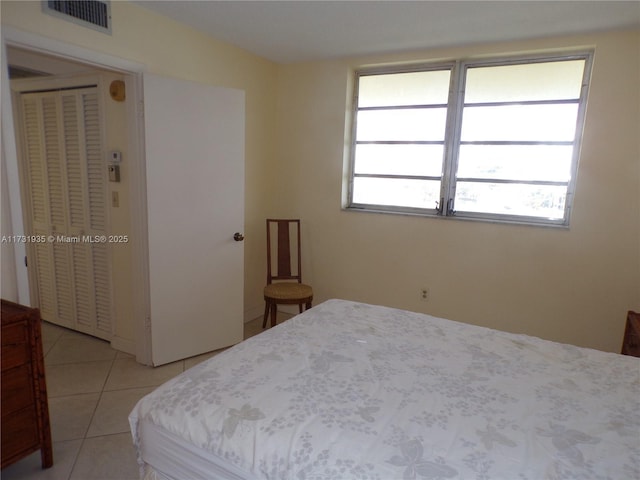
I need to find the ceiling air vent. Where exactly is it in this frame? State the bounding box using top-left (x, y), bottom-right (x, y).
top-left (42, 1), bottom-right (111, 34)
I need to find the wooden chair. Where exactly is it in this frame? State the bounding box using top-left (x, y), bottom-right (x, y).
top-left (263, 219), bottom-right (313, 328)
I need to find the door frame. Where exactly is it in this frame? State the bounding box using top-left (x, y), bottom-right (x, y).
top-left (1, 27), bottom-right (153, 364)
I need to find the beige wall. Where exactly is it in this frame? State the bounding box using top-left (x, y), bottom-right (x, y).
top-left (274, 29), bottom-right (640, 353)
top-left (1, 1), bottom-right (279, 344)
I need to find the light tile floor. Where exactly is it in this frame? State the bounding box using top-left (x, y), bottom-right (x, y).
top-left (2, 314), bottom-right (278, 480)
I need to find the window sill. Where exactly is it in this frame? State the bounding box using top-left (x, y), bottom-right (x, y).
top-left (343, 205), bottom-right (570, 229)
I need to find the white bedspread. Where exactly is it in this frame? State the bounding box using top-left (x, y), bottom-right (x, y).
top-left (130, 299), bottom-right (640, 479)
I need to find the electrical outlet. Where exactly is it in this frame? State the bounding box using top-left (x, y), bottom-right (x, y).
top-left (420, 287), bottom-right (428, 301)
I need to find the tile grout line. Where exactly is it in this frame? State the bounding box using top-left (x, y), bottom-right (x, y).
top-left (66, 439), bottom-right (84, 480)
top-left (67, 348), bottom-right (119, 480)
top-left (43, 328), bottom-right (81, 480)
top-left (42, 326), bottom-right (120, 480)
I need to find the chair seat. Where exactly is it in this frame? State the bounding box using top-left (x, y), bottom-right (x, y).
top-left (264, 283), bottom-right (313, 302)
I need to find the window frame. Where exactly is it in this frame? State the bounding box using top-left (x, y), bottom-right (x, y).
top-left (346, 51), bottom-right (594, 227)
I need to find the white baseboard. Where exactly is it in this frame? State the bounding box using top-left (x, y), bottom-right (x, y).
top-left (245, 305), bottom-right (264, 322)
top-left (244, 304), bottom-right (300, 322)
top-left (110, 335), bottom-right (136, 356)
top-left (278, 305), bottom-right (300, 315)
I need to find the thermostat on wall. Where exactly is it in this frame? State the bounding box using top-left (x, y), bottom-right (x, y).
top-left (110, 150), bottom-right (122, 163)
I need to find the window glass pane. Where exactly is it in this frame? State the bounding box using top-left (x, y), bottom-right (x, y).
top-left (348, 54), bottom-right (590, 225)
top-left (353, 177), bottom-right (440, 209)
top-left (457, 145), bottom-right (573, 182)
top-left (465, 60), bottom-right (585, 103)
top-left (358, 70), bottom-right (451, 107)
top-left (460, 104), bottom-right (579, 142)
top-left (354, 144), bottom-right (444, 176)
top-left (356, 108), bottom-right (447, 141)
top-left (455, 182), bottom-right (567, 218)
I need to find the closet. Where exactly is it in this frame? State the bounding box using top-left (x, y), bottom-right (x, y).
top-left (17, 85), bottom-right (112, 340)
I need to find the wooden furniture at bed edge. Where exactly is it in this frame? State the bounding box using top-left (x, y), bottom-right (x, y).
top-left (621, 310), bottom-right (640, 358)
top-left (1, 299), bottom-right (53, 470)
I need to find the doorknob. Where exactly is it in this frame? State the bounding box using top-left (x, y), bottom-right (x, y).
top-left (233, 232), bottom-right (245, 242)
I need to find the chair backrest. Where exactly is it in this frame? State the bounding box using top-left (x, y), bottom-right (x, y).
top-left (266, 219), bottom-right (303, 285)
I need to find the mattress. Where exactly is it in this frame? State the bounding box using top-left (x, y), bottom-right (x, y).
top-left (129, 299), bottom-right (640, 479)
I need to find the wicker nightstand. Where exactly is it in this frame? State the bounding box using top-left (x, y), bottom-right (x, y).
top-left (621, 311), bottom-right (640, 358)
top-left (1, 300), bottom-right (53, 470)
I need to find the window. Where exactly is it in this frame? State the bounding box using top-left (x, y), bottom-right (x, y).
top-left (347, 53), bottom-right (593, 226)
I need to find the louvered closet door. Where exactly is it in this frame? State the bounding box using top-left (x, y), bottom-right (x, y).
top-left (20, 88), bottom-right (112, 340)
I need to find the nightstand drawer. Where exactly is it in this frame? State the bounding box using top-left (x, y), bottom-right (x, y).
top-left (1, 300), bottom-right (52, 470)
top-left (1, 405), bottom-right (39, 464)
top-left (1, 364), bottom-right (35, 417)
top-left (1, 322), bottom-right (30, 370)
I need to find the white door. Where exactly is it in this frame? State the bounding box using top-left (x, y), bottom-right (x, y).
top-left (142, 74), bottom-right (245, 366)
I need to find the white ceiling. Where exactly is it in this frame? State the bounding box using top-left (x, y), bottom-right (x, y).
top-left (134, 1), bottom-right (640, 63)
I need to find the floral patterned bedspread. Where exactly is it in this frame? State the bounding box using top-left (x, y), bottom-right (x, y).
top-left (130, 299), bottom-right (640, 479)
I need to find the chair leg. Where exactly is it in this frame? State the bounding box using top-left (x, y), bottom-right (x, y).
top-left (298, 304), bottom-right (303, 314)
top-left (306, 301), bottom-right (312, 311)
top-left (262, 301), bottom-right (270, 329)
top-left (270, 302), bottom-right (278, 328)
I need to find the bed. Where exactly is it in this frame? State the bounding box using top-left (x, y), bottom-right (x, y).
top-left (129, 299), bottom-right (640, 480)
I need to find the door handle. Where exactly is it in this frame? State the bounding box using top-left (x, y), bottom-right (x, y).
top-left (233, 232), bottom-right (245, 242)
